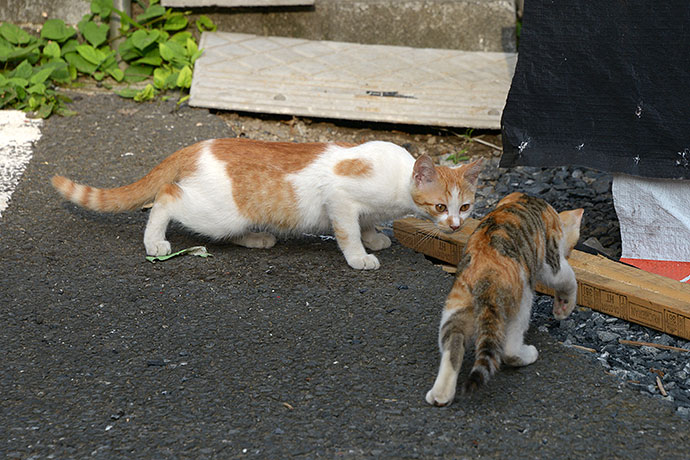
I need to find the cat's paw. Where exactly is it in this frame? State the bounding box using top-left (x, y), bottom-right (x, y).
top-left (504, 345), bottom-right (539, 367)
top-left (553, 294), bottom-right (576, 320)
top-left (425, 388), bottom-right (454, 407)
top-left (145, 240), bottom-right (172, 256)
top-left (346, 254), bottom-right (380, 270)
top-left (362, 232), bottom-right (392, 251)
top-left (233, 232), bottom-right (277, 249)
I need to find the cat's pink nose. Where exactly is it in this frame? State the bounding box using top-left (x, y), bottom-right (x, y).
top-left (449, 223), bottom-right (460, 231)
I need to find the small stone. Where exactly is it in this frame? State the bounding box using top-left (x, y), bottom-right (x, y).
top-left (596, 331), bottom-right (620, 342)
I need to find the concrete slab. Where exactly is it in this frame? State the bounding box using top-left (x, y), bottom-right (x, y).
top-left (162, 0), bottom-right (313, 7)
top-left (0, 0), bottom-right (89, 26)
top-left (190, 32), bottom-right (516, 128)
top-left (190, 0), bottom-right (517, 53)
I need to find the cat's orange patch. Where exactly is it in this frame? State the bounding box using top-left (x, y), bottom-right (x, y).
top-left (212, 138), bottom-right (328, 229)
top-left (333, 159), bottom-right (372, 177)
top-left (156, 183), bottom-right (183, 204)
top-left (332, 222), bottom-right (349, 244)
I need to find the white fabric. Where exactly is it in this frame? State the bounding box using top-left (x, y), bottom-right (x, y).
top-left (612, 174), bottom-right (690, 262)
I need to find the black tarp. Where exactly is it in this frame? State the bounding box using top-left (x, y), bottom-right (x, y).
top-left (500, 1), bottom-right (690, 180)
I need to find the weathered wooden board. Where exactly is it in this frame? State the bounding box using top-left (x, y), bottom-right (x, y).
top-left (394, 217), bottom-right (690, 340)
top-left (161, 0), bottom-right (313, 7)
top-left (190, 32), bottom-right (516, 128)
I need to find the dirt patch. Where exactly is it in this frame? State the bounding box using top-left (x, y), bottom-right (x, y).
top-left (217, 111), bottom-right (503, 165)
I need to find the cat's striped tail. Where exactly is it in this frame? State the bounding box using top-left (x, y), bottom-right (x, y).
top-left (51, 146), bottom-right (194, 213)
top-left (464, 288), bottom-right (506, 393)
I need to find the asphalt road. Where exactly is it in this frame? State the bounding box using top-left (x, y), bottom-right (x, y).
top-left (2, 92), bottom-right (689, 459)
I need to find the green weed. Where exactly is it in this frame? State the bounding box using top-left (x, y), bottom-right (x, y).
top-left (0, 0), bottom-right (215, 118)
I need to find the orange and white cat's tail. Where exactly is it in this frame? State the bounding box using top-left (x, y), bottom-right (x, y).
top-left (464, 289), bottom-right (506, 393)
top-left (51, 174), bottom-right (162, 213)
top-left (51, 150), bottom-right (190, 213)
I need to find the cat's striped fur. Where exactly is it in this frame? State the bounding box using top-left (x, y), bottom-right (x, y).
top-left (426, 192), bottom-right (583, 406)
top-left (52, 138), bottom-right (483, 270)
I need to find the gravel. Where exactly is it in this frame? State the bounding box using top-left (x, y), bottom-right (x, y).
top-left (472, 156), bottom-right (690, 419)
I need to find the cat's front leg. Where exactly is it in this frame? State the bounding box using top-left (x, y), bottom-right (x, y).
top-left (547, 260), bottom-right (578, 320)
top-left (329, 203), bottom-right (379, 270)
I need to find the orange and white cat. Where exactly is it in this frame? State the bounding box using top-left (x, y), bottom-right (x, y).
top-left (426, 193), bottom-right (583, 406)
top-left (52, 138), bottom-right (483, 269)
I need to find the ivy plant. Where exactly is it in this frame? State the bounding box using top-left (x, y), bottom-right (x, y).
top-left (0, 0), bottom-right (216, 118)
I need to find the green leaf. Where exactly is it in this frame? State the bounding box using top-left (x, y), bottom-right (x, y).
top-left (0, 41), bottom-right (12, 61)
top-left (93, 71), bottom-right (105, 81)
top-left (164, 13), bottom-right (188, 31)
top-left (177, 94), bottom-right (190, 105)
top-left (35, 101), bottom-right (55, 118)
top-left (170, 31), bottom-right (192, 44)
top-left (27, 82), bottom-right (47, 95)
top-left (79, 20), bottom-right (109, 47)
top-left (116, 88), bottom-right (139, 98)
top-left (196, 15), bottom-right (217, 33)
top-left (61, 39), bottom-right (79, 56)
top-left (134, 83), bottom-right (156, 102)
top-left (30, 67), bottom-right (54, 85)
top-left (76, 44), bottom-right (106, 65)
top-left (12, 59), bottom-right (33, 79)
top-left (44, 61), bottom-right (71, 83)
top-left (65, 52), bottom-right (98, 74)
top-left (186, 38), bottom-right (197, 56)
top-left (7, 77), bottom-right (29, 88)
top-left (118, 38), bottom-right (140, 61)
top-left (133, 54), bottom-right (162, 66)
top-left (176, 65), bottom-right (192, 89)
top-left (0, 23), bottom-right (33, 45)
top-left (106, 66), bottom-right (124, 82)
top-left (190, 49), bottom-right (203, 65)
top-left (136, 4), bottom-right (166, 23)
top-left (153, 66), bottom-right (171, 89)
top-left (40, 19), bottom-right (77, 43)
top-left (123, 64), bottom-right (153, 83)
top-left (91, 0), bottom-right (114, 19)
top-left (131, 29), bottom-right (159, 51)
top-left (43, 41), bottom-right (61, 60)
top-left (159, 40), bottom-right (186, 65)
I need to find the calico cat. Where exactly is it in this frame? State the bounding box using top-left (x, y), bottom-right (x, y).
top-left (425, 192), bottom-right (583, 406)
top-left (52, 138), bottom-right (483, 270)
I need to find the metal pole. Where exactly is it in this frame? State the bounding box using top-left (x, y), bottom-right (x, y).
top-left (110, 0), bottom-right (131, 51)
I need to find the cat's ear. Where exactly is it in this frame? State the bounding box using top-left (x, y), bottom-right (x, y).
top-left (559, 208), bottom-right (584, 255)
top-left (461, 158), bottom-right (484, 186)
top-left (559, 208), bottom-right (584, 230)
top-left (412, 155), bottom-right (438, 186)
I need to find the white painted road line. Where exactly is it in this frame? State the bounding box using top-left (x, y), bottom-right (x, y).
top-left (0, 111), bottom-right (43, 218)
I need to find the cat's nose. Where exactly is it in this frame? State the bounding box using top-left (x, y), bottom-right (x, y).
top-left (449, 223), bottom-right (460, 231)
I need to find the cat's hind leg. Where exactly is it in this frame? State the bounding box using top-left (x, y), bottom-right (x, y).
top-left (502, 286), bottom-right (538, 367)
top-left (426, 294), bottom-right (474, 406)
top-left (231, 232), bottom-right (276, 249)
top-left (143, 184), bottom-right (179, 256)
top-left (361, 227), bottom-right (391, 251)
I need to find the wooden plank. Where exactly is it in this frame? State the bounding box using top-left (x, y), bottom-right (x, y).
top-left (190, 32), bottom-right (516, 128)
top-left (393, 217), bottom-right (690, 340)
top-left (162, 0), bottom-right (313, 7)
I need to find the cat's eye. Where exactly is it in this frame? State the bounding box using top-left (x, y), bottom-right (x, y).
top-left (460, 203), bottom-right (471, 212)
top-left (435, 204), bottom-right (447, 213)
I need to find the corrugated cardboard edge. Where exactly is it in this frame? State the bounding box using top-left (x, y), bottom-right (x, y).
top-left (393, 217), bottom-right (690, 341)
